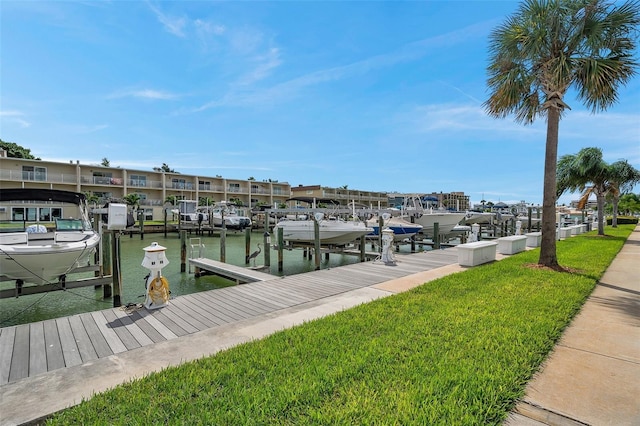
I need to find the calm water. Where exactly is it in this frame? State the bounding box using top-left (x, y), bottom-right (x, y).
top-left (0, 230), bottom-right (373, 327)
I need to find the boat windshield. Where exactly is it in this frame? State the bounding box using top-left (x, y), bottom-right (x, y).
top-left (55, 218), bottom-right (85, 231)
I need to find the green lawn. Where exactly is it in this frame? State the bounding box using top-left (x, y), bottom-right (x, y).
top-left (47, 225), bottom-right (633, 425)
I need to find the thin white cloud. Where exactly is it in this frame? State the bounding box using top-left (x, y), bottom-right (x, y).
top-left (147, 1), bottom-right (187, 38)
top-left (189, 20), bottom-right (492, 113)
top-left (107, 88), bottom-right (179, 100)
top-left (0, 110), bottom-right (31, 128)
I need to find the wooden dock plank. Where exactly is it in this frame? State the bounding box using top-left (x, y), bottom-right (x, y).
top-left (9, 325), bottom-right (29, 382)
top-left (102, 309), bottom-right (142, 351)
top-left (56, 317), bottom-right (83, 368)
top-left (68, 315), bottom-right (98, 362)
top-left (152, 305), bottom-right (200, 334)
top-left (0, 327), bottom-right (16, 384)
top-left (43, 319), bottom-right (65, 371)
top-left (189, 258), bottom-right (275, 283)
top-left (230, 285), bottom-right (292, 309)
top-left (143, 309), bottom-right (189, 337)
top-left (210, 288), bottom-right (271, 316)
top-left (167, 297), bottom-right (219, 329)
top-left (28, 322), bottom-right (47, 376)
top-left (166, 298), bottom-right (219, 331)
top-left (91, 311), bottom-right (128, 354)
top-left (173, 294), bottom-right (227, 327)
top-left (111, 309), bottom-right (155, 347)
top-left (79, 313), bottom-right (113, 358)
top-left (197, 292), bottom-right (253, 322)
top-left (134, 309), bottom-right (178, 340)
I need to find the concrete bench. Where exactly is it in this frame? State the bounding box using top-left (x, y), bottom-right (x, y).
top-left (497, 235), bottom-right (527, 255)
top-left (457, 241), bottom-right (497, 267)
top-left (558, 227), bottom-right (573, 239)
top-left (569, 225), bottom-right (582, 235)
top-left (525, 232), bottom-right (542, 247)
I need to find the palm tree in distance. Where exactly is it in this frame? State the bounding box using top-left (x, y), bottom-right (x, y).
top-left (607, 160), bottom-right (640, 227)
top-left (484, 0), bottom-right (639, 269)
top-left (557, 147), bottom-right (610, 235)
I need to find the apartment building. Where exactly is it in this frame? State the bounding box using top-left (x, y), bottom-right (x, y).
top-left (290, 185), bottom-right (390, 208)
top-left (0, 155), bottom-right (292, 222)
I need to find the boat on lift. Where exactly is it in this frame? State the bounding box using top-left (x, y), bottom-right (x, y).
top-left (275, 213), bottom-right (373, 246)
top-left (208, 201), bottom-right (252, 230)
top-left (0, 189), bottom-right (101, 285)
top-left (400, 196), bottom-right (466, 238)
top-left (366, 214), bottom-right (423, 241)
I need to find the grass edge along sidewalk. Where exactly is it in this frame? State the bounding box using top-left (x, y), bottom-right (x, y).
top-left (46, 225), bottom-right (633, 425)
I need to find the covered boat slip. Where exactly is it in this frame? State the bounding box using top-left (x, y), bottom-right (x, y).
top-left (0, 248), bottom-right (459, 385)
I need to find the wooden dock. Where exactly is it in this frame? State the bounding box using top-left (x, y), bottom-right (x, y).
top-left (0, 249), bottom-right (459, 385)
top-left (189, 257), bottom-right (275, 283)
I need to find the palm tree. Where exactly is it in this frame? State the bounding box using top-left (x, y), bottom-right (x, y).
top-left (557, 147), bottom-right (610, 235)
top-left (607, 160), bottom-right (640, 227)
top-left (122, 193), bottom-right (141, 212)
top-left (485, 0), bottom-right (639, 268)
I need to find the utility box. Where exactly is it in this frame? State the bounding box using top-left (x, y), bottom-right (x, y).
top-left (107, 203), bottom-right (128, 230)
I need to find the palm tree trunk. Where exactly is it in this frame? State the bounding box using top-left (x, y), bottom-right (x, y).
top-left (597, 193), bottom-right (606, 235)
top-left (538, 107), bottom-right (560, 268)
top-left (612, 197), bottom-right (619, 228)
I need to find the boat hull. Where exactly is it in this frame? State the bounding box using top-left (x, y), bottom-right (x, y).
top-left (0, 232), bottom-right (100, 285)
top-left (405, 212), bottom-right (466, 237)
top-left (367, 217), bottom-right (423, 241)
top-left (275, 220), bottom-right (373, 245)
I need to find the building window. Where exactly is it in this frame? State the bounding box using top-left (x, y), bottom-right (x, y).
top-left (130, 175), bottom-right (147, 187)
top-left (199, 180), bottom-right (211, 190)
top-left (92, 172), bottom-right (112, 185)
top-left (172, 178), bottom-right (187, 189)
top-left (22, 166), bottom-right (47, 181)
top-left (228, 183), bottom-right (240, 192)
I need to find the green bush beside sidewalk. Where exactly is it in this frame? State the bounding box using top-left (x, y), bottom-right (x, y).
top-left (48, 225), bottom-right (633, 425)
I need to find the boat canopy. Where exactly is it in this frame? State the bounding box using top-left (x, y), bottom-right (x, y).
top-left (0, 188), bottom-right (86, 205)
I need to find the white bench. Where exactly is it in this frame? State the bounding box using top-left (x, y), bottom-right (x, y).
top-left (457, 241), bottom-right (497, 267)
top-left (525, 232), bottom-right (542, 247)
top-left (497, 235), bottom-right (527, 255)
top-left (558, 227), bottom-right (573, 239)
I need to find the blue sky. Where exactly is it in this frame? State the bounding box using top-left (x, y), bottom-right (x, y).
top-left (1, 1), bottom-right (638, 207)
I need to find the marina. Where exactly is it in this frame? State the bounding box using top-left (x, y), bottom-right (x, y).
top-left (0, 247), bottom-right (459, 385)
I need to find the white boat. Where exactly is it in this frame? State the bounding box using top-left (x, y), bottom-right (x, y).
top-left (178, 200), bottom-right (208, 223)
top-left (208, 201), bottom-right (252, 230)
top-left (0, 189), bottom-right (100, 285)
top-left (275, 214), bottom-right (373, 246)
top-left (401, 196), bottom-right (465, 237)
top-left (366, 214), bottom-right (423, 241)
top-left (462, 211), bottom-right (496, 225)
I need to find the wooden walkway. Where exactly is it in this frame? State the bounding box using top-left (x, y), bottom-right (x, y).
top-left (0, 249), bottom-right (458, 385)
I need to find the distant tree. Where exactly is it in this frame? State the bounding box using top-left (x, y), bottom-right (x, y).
top-left (485, 0), bottom-right (640, 268)
top-left (101, 157), bottom-right (110, 167)
top-left (0, 139), bottom-right (40, 159)
top-left (153, 163), bottom-right (177, 173)
top-left (618, 193), bottom-right (640, 215)
top-left (607, 160), bottom-right (640, 227)
top-left (122, 193), bottom-right (141, 211)
top-left (557, 147), bottom-right (610, 235)
top-left (248, 177), bottom-right (256, 181)
top-left (164, 195), bottom-right (178, 206)
top-left (340, 185), bottom-right (348, 189)
top-left (199, 196), bottom-right (214, 207)
top-left (84, 191), bottom-right (99, 207)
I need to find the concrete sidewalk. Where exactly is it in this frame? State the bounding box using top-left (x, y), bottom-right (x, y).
top-left (506, 225), bottom-right (640, 425)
